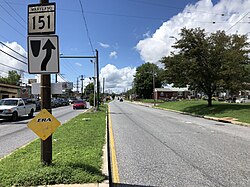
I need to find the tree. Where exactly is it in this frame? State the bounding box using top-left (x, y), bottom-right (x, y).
top-left (161, 28), bottom-right (250, 106)
top-left (134, 62), bottom-right (163, 99)
top-left (84, 82), bottom-right (94, 95)
top-left (0, 71), bottom-right (21, 85)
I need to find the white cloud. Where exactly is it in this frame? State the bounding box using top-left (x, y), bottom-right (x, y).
top-left (143, 31), bottom-right (151, 38)
top-left (75, 62), bottom-right (82, 67)
top-left (109, 51), bottom-right (118, 59)
top-left (100, 64), bottom-right (136, 93)
top-left (99, 42), bottom-right (110, 48)
top-left (0, 42), bottom-right (27, 78)
top-left (136, 0), bottom-right (250, 64)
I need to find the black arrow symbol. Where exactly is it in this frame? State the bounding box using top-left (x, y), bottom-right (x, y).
top-left (41, 39), bottom-right (56, 71)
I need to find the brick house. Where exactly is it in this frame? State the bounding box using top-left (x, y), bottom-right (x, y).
top-left (154, 87), bottom-right (192, 100)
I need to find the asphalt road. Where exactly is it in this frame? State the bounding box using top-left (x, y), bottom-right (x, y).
top-left (0, 105), bottom-right (87, 159)
top-left (109, 100), bottom-right (250, 187)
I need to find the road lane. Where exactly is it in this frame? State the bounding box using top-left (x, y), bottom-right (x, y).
top-left (0, 105), bottom-right (87, 158)
top-left (109, 100), bottom-right (250, 187)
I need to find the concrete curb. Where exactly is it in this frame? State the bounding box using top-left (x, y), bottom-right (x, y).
top-left (131, 101), bottom-right (250, 127)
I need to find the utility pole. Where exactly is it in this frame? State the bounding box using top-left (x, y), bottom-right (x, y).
top-left (93, 77), bottom-right (96, 108)
top-left (76, 77), bottom-right (79, 92)
top-left (80, 75), bottom-right (84, 99)
top-left (96, 49), bottom-right (100, 110)
top-left (153, 71), bottom-right (156, 106)
top-left (40, 0), bottom-right (52, 165)
top-left (103, 77), bottom-right (105, 95)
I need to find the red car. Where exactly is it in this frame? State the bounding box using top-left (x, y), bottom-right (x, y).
top-left (73, 100), bottom-right (87, 109)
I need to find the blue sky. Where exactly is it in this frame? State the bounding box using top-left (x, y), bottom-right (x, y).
top-left (0, 0), bottom-right (249, 93)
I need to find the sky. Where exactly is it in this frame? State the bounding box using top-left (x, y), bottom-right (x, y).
top-left (0, 0), bottom-right (250, 93)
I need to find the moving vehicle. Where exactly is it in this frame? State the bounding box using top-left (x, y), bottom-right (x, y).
top-left (73, 100), bottom-right (87, 109)
top-left (0, 98), bottom-right (36, 121)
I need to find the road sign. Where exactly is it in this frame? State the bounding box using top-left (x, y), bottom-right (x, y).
top-left (31, 82), bottom-right (63, 94)
top-left (28, 35), bottom-right (59, 74)
top-left (28, 3), bottom-right (55, 34)
top-left (27, 109), bottom-right (61, 140)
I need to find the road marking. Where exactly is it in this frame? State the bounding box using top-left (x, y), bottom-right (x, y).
top-left (108, 106), bottom-right (120, 183)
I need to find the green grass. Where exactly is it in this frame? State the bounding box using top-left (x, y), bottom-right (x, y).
top-left (157, 100), bottom-right (250, 124)
top-left (0, 106), bottom-right (107, 186)
top-left (140, 99), bottom-right (164, 103)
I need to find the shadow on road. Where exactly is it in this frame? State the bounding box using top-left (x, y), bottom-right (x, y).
top-left (112, 183), bottom-right (156, 187)
top-left (0, 116), bottom-right (31, 124)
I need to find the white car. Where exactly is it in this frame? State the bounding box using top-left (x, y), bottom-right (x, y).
top-left (236, 98), bottom-right (250, 103)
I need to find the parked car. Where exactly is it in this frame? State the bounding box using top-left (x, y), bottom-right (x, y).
top-left (73, 100), bottom-right (87, 109)
top-left (60, 98), bottom-right (69, 106)
top-left (54, 98), bottom-right (63, 107)
top-left (236, 98), bottom-right (250, 103)
top-left (0, 98), bottom-right (36, 121)
top-left (68, 97), bottom-right (77, 104)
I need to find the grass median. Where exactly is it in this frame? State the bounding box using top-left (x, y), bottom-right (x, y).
top-left (156, 100), bottom-right (250, 125)
top-left (0, 105), bottom-right (107, 186)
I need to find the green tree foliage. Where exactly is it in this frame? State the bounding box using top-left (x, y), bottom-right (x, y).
top-left (0, 71), bottom-right (21, 85)
top-left (134, 62), bottom-right (163, 99)
top-left (161, 28), bottom-right (250, 106)
top-left (84, 82), bottom-right (94, 95)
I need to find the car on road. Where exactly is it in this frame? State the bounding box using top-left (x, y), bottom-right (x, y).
top-left (0, 98), bottom-right (36, 121)
top-left (73, 100), bottom-right (87, 109)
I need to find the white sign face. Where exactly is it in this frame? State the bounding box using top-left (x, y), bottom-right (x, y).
top-left (28, 3), bottom-right (55, 34)
top-left (28, 35), bottom-right (59, 74)
top-left (32, 83), bottom-right (63, 94)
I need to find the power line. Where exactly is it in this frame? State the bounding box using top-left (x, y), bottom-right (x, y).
top-left (0, 3), bottom-right (26, 30)
top-left (125, 0), bottom-right (227, 16)
top-left (60, 8), bottom-right (167, 21)
top-left (0, 49), bottom-right (27, 65)
top-left (4, 0), bottom-right (26, 24)
top-left (0, 16), bottom-right (25, 38)
top-left (0, 61), bottom-right (27, 73)
top-left (0, 69), bottom-right (9, 75)
top-left (86, 10), bottom-right (165, 21)
top-left (0, 41), bottom-right (27, 59)
top-left (226, 11), bottom-right (250, 33)
top-left (78, 0), bottom-right (95, 55)
top-left (61, 61), bottom-right (82, 76)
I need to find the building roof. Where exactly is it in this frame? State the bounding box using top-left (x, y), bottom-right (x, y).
top-left (0, 83), bottom-right (21, 89)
